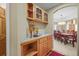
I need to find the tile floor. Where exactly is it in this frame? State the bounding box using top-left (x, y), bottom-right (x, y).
top-left (53, 39), bottom-right (77, 56)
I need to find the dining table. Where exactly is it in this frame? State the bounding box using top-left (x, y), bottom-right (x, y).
top-left (61, 33), bottom-right (73, 36)
top-left (60, 33), bottom-right (75, 47)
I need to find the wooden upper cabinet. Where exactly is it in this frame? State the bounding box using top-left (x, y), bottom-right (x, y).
top-left (26, 3), bottom-right (48, 24)
top-left (27, 3), bottom-right (34, 19)
top-left (34, 5), bottom-right (48, 24)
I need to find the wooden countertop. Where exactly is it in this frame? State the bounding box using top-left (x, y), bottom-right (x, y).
top-left (21, 34), bottom-right (51, 45)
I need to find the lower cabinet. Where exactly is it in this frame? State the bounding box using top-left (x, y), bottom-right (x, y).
top-left (37, 35), bottom-right (52, 56)
top-left (21, 35), bottom-right (52, 56)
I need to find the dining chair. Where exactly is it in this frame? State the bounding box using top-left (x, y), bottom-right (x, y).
top-left (68, 32), bottom-right (77, 47)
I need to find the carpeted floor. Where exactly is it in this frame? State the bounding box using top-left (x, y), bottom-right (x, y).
top-left (49, 51), bottom-right (64, 56)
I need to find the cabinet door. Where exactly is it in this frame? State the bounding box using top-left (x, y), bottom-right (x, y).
top-left (0, 17), bottom-right (6, 56)
top-left (39, 37), bottom-right (48, 56)
top-left (39, 43), bottom-right (44, 56)
top-left (43, 42), bottom-right (48, 55)
top-left (48, 36), bottom-right (52, 51)
top-left (35, 6), bottom-right (42, 20)
top-left (38, 38), bottom-right (45, 56)
top-left (38, 36), bottom-right (52, 56)
top-left (44, 13), bottom-right (48, 21)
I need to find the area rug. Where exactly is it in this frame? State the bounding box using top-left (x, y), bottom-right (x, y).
top-left (49, 51), bottom-right (64, 56)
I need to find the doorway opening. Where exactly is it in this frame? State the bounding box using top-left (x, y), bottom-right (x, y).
top-left (53, 6), bottom-right (78, 56)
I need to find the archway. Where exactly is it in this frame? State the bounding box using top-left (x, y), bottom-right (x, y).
top-left (49, 4), bottom-right (79, 56)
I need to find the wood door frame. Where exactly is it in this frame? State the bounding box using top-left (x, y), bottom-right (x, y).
top-left (0, 6), bottom-right (6, 56)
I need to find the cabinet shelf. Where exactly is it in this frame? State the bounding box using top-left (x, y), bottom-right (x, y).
top-left (27, 9), bottom-right (33, 12)
top-left (42, 21), bottom-right (48, 24)
top-left (21, 40), bottom-right (38, 56)
top-left (27, 17), bottom-right (33, 20)
top-left (25, 51), bottom-right (38, 56)
top-left (27, 17), bottom-right (48, 24)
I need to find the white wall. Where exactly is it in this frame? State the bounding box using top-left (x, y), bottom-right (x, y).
top-left (77, 5), bottom-right (79, 56)
top-left (8, 3), bottom-right (29, 56)
top-left (6, 4), bottom-right (10, 56)
top-left (3, 3), bottom-right (29, 56)
top-left (17, 4), bottom-right (29, 55)
top-left (46, 11), bottom-right (53, 34)
top-left (9, 4), bottom-right (18, 56)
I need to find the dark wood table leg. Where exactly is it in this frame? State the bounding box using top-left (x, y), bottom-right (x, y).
top-left (72, 40), bottom-right (74, 47)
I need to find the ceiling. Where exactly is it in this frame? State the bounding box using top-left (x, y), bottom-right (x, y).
top-left (53, 6), bottom-right (78, 22)
top-left (35, 3), bottom-right (62, 11)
